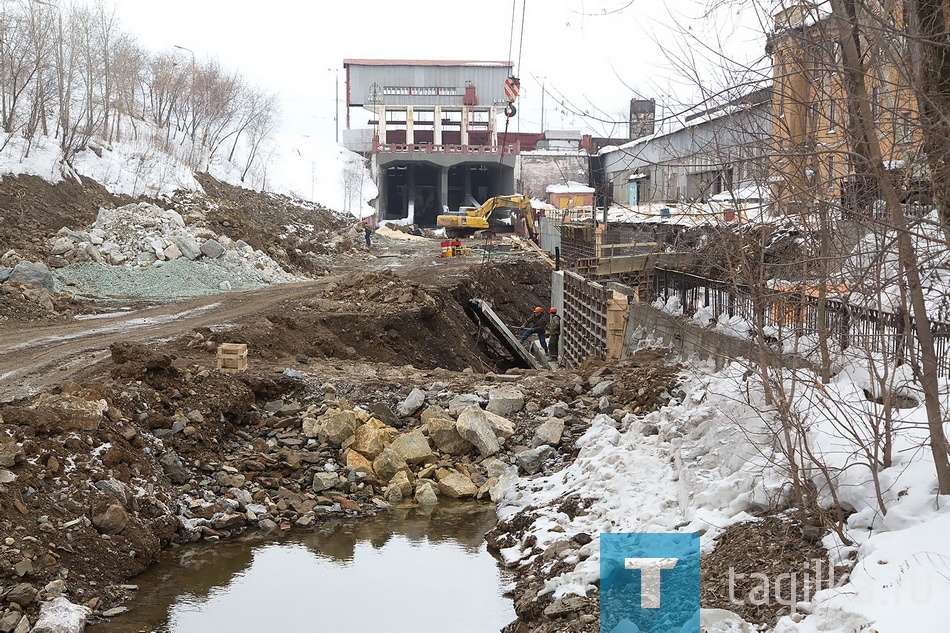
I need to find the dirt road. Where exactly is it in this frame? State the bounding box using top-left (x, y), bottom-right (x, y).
top-left (0, 279), bottom-right (331, 403)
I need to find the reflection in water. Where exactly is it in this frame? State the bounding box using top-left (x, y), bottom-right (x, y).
top-left (90, 503), bottom-right (514, 633)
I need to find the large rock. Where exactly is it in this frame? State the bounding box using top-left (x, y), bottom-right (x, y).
top-left (533, 418), bottom-right (565, 447)
top-left (3, 394), bottom-right (107, 433)
top-left (389, 429), bottom-right (435, 465)
top-left (303, 409), bottom-right (359, 447)
top-left (200, 239), bottom-right (226, 259)
top-left (29, 597), bottom-right (89, 633)
top-left (515, 446), bottom-right (555, 475)
top-left (50, 237), bottom-right (74, 256)
top-left (312, 472), bottom-right (341, 493)
top-left (486, 386), bottom-right (525, 416)
top-left (92, 503), bottom-right (128, 535)
top-left (345, 449), bottom-right (375, 476)
top-left (425, 417), bottom-right (473, 455)
top-left (350, 422), bottom-right (392, 459)
top-left (447, 394), bottom-right (484, 416)
top-left (590, 380), bottom-right (614, 397)
top-left (8, 261), bottom-right (54, 292)
top-left (383, 483), bottom-right (403, 504)
top-left (0, 267), bottom-right (12, 283)
top-left (94, 478), bottom-right (132, 507)
top-left (5, 582), bottom-right (37, 606)
top-left (172, 235), bottom-right (202, 260)
top-left (373, 448), bottom-right (409, 482)
top-left (414, 480), bottom-right (439, 506)
top-left (390, 470), bottom-right (413, 497)
top-left (420, 404), bottom-right (450, 425)
top-left (0, 610), bottom-right (22, 631)
top-left (0, 437), bottom-right (24, 468)
top-left (159, 452), bottom-right (190, 484)
top-left (369, 402), bottom-right (401, 428)
top-left (162, 242), bottom-right (183, 261)
top-left (437, 470), bottom-right (478, 498)
top-left (483, 410), bottom-right (516, 439)
top-left (456, 406), bottom-right (500, 456)
top-left (396, 388), bottom-right (426, 418)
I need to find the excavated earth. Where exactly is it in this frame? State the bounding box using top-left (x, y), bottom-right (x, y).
top-left (0, 173), bottom-right (819, 632)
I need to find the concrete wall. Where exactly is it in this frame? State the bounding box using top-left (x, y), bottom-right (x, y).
top-left (622, 301), bottom-right (817, 374)
top-left (622, 301), bottom-right (755, 369)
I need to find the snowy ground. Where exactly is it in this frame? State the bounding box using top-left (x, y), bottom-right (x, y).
top-left (0, 128), bottom-right (377, 219)
top-left (497, 357), bottom-right (950, 632)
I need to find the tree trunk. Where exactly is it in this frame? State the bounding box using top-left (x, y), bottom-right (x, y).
top-left (831, 0), bottom-right (950, 495)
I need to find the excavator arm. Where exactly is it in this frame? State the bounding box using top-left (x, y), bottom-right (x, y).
top-left (437, 194), bottom-right (531, 237)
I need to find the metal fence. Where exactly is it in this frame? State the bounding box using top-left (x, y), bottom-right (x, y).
top-left (651, 267), bottom-right (950, 376)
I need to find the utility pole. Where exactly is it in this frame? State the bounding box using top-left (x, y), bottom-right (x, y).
top-left (328, 68), bottom-right (339, 143)
top-left (540, 77), bottom-right (546, 133)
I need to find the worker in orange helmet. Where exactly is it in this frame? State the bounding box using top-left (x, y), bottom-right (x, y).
top-left (520, 306), bottom-right (548, 353)
top-left (547, 307), bottom-right (561, 359)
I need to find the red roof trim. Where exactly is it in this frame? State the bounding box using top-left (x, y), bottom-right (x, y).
top-left (343, 59), bottom-right (513, 68)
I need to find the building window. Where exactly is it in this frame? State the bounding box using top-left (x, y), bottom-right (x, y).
top-left (872, 86), bottom-right (881, 120)
top-left (383, 86), bottom-right (459, 97)
top-left (828, 95), bottom-right (837, 133)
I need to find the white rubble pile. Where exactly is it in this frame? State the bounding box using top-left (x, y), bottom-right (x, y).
top-left (48, 203), bottom-right (298, 298)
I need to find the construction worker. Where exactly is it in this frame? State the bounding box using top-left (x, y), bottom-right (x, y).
top-left (520, 306), bottom-right (548, 353)
top-left (547, 307), bottom-right (560, 359)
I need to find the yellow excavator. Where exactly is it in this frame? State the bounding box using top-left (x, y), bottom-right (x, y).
top-left (437, 194), bottom-right (533, 238)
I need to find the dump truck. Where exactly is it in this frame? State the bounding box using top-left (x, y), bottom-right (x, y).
top-left (436, 194), bottom-right (532, 238)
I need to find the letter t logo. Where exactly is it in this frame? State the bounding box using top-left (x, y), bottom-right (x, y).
top-left (624, 557), bottom-right (678, 608)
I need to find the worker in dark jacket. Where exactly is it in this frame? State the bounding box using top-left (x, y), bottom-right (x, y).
top-left (520, 306), bottom-right (549, 353)
top-left (547, 307), bottom-right (561, 359)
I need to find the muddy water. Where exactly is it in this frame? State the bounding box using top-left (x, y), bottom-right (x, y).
top-left (90, 504), bottom-right (514, 633)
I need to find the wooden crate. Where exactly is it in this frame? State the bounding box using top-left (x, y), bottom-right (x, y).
top-left (217, 343), bottom-right (248, 373)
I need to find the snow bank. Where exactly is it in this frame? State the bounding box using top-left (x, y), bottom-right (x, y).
top-left (496, 362), bottom-right (772, 600)
top-left (499, 356), bottom-right (950, 633)
top-left (1, 127), bottom-right (377, 218)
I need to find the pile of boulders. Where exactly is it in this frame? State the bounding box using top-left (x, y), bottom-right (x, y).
top-left (47, 203), bottom-right (296, 285)
top-left (168, 382), bottom-right (569, 543)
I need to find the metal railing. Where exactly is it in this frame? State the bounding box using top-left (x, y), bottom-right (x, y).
top-left (651, 267), bottom-right (950, 377)
top-left (374, 142), bottom-right (520, 154)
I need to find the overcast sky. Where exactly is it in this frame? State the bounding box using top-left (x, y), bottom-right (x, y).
top-left (100, 0), bottom-right (769, 142)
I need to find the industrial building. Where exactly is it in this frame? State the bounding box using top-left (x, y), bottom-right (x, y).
top-left (342, 59), bottom-right (520, 226)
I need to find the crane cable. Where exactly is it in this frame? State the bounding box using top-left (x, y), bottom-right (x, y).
top-left (468, 0), bottom-right (543, 369)
top-left (474, 0), bottom-right (528, 294)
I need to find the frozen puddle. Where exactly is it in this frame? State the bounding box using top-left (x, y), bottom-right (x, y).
top-left (89, 504), bottom-right (514, 633)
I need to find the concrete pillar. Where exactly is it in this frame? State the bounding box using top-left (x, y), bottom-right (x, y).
top-left (434, 106), bottom-right (443, 145)
top-left (378, 107), bottom-right (387, 144)
top-left (490, 106), bottom-right (498, 147)
top-left (406, 106), bottom-right (414, 145)
top-left (407, 165), bottom-right (416, 224)
top-left (440, 167), bottom-right (449, 212)
top-left (461, 106), bottom-right (469, 146)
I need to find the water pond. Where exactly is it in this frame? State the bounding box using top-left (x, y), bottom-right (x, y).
top-left (89, 503), bottom-right (514, 633)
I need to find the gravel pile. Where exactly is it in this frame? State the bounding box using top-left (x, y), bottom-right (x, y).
top-left (48, 203), bottom-right (300, 300)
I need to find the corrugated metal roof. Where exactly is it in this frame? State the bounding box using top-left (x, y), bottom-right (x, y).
top-left (343, 59), bottom-right (512, 68)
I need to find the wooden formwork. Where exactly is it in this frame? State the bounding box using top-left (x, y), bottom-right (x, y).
top-left (216, 343), bottom-right (248, 373)
top-left (562, 271), bottom-right (609, 368)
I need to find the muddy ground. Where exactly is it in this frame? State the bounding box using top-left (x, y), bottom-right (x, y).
top-left (0, 173), bottom-right (823, 632)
